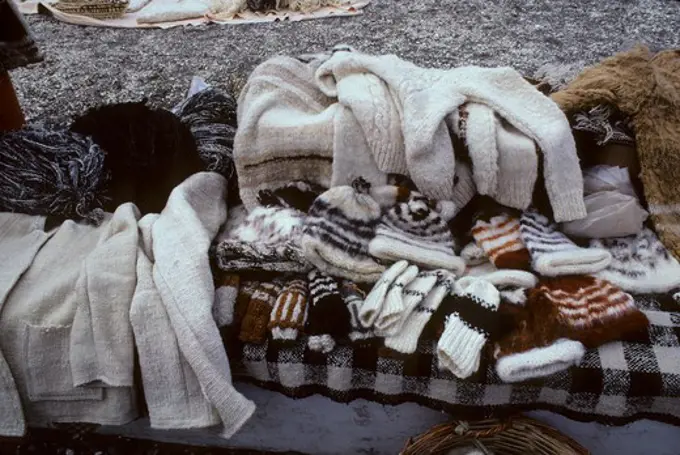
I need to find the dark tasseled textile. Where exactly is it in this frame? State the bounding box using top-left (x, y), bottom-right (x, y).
top-left (70, 99), bottom-right (204, 215)
top-left (0, 126), bottom-right (108, 223)
top-left (174, 87), bottom-right (240, 205)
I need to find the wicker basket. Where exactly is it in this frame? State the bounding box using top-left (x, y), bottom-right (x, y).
top-left (401, 416), bottom-right (589, 455)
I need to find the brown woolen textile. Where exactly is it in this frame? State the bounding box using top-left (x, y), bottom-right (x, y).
top-left (551, 46), bottom-right (680, 260)
top-left (239, 281), bottom-right (282, 344)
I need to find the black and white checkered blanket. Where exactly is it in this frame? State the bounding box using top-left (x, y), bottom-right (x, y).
top-left (226, 292), bottom-right (680, 426)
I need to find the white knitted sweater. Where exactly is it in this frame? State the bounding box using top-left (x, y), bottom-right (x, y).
top-left (315, 50), bottom-right (586, 222)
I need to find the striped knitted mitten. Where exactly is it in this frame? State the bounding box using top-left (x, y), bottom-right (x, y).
top-left (269, 279), bottom-right (309, 342)
top-left (240, 281), bottom-right (283, 344)
top-left (519, 210), bottom-right (611, 276)
top-left (472, 212), bottom-right (531, 270)
top-left (306, 270), bottom-right (351, 353)
top-left (437, 277), bottom-right (501, 379)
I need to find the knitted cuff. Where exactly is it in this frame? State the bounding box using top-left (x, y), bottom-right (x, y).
top-left (437, 315), bottom-right (488, 379)
top-left (495, 338), bottom-right (585, 383)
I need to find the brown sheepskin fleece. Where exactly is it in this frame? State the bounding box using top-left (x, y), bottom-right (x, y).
top-left (551, 46), bottom-right (680, 260)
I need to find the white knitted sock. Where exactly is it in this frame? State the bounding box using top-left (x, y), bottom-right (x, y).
top-left (437, 277), bottom-right (500, 379)
top-left (384, 274), bottom-right (454, 354)
top-left (520, 211), bottom-right (611, 276)
top-left (495, 338), bottom-right (585, 383)
top-left (359, 260), bottom-right (409, 328)
top-left (374, 265), bottom-right (420, 336)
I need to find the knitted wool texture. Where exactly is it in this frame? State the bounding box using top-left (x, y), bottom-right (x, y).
top-left (53, 0), bottom-right (128, 19)
top-left (551, 46), bottom-right (680, 260)
top-left (70, 100), bottom-right (203, 216)
top-left (590, 228), bottom-right (680, 294)
top-left (340, 280), bottom-right (375, 343)
top-left (239, 281), bottom-right (282, 344)
top-left (494, 300), bottom-right (586, 384)
top-left (301, 179), bottom-right (386, 283)
top-left (359, 260), bottom-right (409, 328)
top-left (234, 55), bottom-right (336, 210)
top-left (471, 213), bottom-right (531, 270)
top-left (385, 272), bottom-right (454, 354)
top-left (519, 211), bottom-right (611, 276)
top-left (213, 274), bottom-right (240, 328)
top-left (233, 280), bottom-right (259, 329)
top-left (269, 279), bottom-right (309, 342)
top-left (306, 270), bottom-right (351, 353)
top-left (0, 126), bottom-right (107, 224)
top-left (531, 275), bottom-right (649, 349)
top-left (437, 277), bottom-right (502, 379)
top-left (315, 49), bottom-right (585, 222)
top-left (369, 187), bottom-right (466, 273)
top-left (257, 180), bottom-right (326, 213)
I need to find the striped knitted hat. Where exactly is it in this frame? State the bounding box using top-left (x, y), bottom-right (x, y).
top-left (301, 178), bottom-right (386, 283)
top-left (368, 187), bottom-right (466, 274)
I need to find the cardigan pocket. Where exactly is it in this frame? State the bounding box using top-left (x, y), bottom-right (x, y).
top-left (24, 323), bottom-right (103, 402)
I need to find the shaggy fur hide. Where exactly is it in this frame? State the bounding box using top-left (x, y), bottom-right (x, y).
top-left (70, 99), bottom-right (204, 215)
top-left (552, 46), bottom-right (680, 260)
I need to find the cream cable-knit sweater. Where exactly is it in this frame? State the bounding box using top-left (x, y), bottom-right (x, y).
top-left (315, 50), bottom-right (586, 222)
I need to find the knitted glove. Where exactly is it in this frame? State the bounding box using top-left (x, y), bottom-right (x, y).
top-left (437, 277), bottom-right (501, 379)
top-left (359, 260), bottom-right (409, 328)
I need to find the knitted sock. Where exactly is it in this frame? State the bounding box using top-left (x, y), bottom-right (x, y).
top-left (520, 211), bottom-right (611, 276)
top-left (359, 260), bottom-right (409, 328)
top-left (213, 274), bottom-right (240, 328)
top-left (494, 302), bottom-right (585, 383)
top-left (385, 273), bottom-right (455, 354)
top-left (239, 281), bottom-right (282, 344)
top-left (269, 279), bottom-right (309, 342)
top-left (301, 178), bottom-right (386, 283)
top-left (306, 270), bottom-right (351, 353)
top-left (471, 213), bottom-right (531, 270)
top-left (340, 280), bottom-right (375, 343)
top-left (376, 268), bottom-right (440, 337)
top-left (369, 187), bottom-right (466, 274)
top-left (590, 228), bottom-right (680, 294)
top-left (532, 276), bottom-right (649, 348)
top-left (437, 277), bottom-right (501, 379)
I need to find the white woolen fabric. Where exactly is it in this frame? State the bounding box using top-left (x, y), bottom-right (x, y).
top-left (495, 338), bottom-right (585, 383)
top-left (359, 260), bottom-right (408, 328)
top-left (374, 265), bottom-right (420, 335)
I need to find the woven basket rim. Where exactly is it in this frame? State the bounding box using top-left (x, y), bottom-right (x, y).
top-left (401, 416), bottom-right (589, 455)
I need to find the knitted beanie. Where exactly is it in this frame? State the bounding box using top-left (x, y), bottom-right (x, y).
top-left (471, 213), bottom-right (531, 270)
top-left (369, 188), bottom-right (466, 274)
top-left (437, 277), bottom-right (502, 379)
top-left (269, 279), bottom-right (309, 342)
top-left (306, 270), bottom-right (351, 353)
top-left (301, 178), bottom-right (386, 283)
top-left (519, 211), bottom-right (612, 276)
top-left (359, 260), bottom-right (410, 328)
top-left (590, 228), bottom-right (680, 294)
top-left (239, 281), bottom-right (283, 344)
top-left (340, 280), bottom-right (375, 343)
top-left (494, 300), bottom-right (586, 383)
top-left (531, 275), bottom-right (649, 348)
top-left (213, 273), bottom-right (240, 328)
top-left (375, 267), bottom-right (438, 337)
top-left (385, 272), bottom-right (455, 354)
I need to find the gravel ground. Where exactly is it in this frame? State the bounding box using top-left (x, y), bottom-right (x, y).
top-left (11, 0), bottom-right (680, 125)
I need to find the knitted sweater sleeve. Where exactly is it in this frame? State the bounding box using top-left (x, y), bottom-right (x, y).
top-left (451, 66), bottom-right (587, 222)
top-left (151, 172), bottom-right (255, 438)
